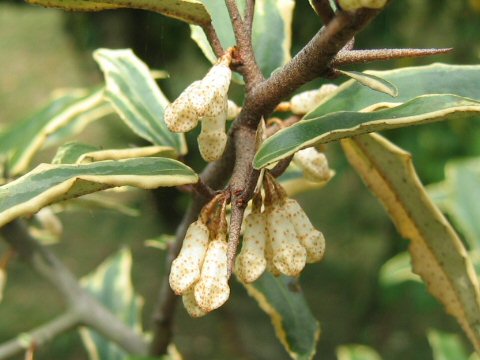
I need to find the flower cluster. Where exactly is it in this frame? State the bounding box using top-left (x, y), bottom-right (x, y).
top-left (293, 147), bottom-right (334, 182)
top-left (235, 173), bottom-right (326, 283)
top-left (290, 84), bottom-right (338, 115)
top-left (337, 0), bottom-right (387, 11)
top-left (169, 197), bottom-right (230, 317)
top-left (164, 52), bottom-right (234, 162)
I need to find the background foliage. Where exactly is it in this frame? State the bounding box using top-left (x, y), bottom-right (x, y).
top-left (1, 0), bottom-right (480, 359)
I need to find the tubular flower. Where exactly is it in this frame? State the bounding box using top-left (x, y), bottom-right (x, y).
top-left (164, 52), bottom-right (232, 162)
top-left (235, 212), bottom-right (268, 283)
top-left (293, 147), bottom-right (333, 182)
top-left (169, 220), bottom-right (209, 295)
top-left (290, 84), bottom-right (338, 115)
top-left (197, 106), bottom-right (228, 162)
top-left (337, 0), bottom-right (387, 11)
top-left (282, 198), bottom-right (326, 263)
top-left (266, 204), bottom-right (307, 277)
top-left (182, 288), bottom-right (208, 318)
top-left (194, 236), bottom-right (230, 312)
top-left (227, 99), bottom-right (241, 120)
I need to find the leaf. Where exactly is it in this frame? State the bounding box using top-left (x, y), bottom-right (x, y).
top-left (53, 142), bottom-right (176, 165)
top-left (338, 70), bottom-right (398, 97)
top-left (254, 94), bottom-right (480, 168)
top-left (243, 273), bottom-right (320, 360)
top-left (379, 252), bottom-right (421, 286)
top-left (26, 0), bottom-right (211, 25)
top-left (252, 0), bottom-right (294, 77)
top-left (336, 344), bottom-right (382, 360)
top-left (93, 49), bottom-right (187, 155)
top-left (341, 133), bottom-right (480, 352)
top-left (0, 157), bottom-right (198, 228)
top-left (80, 248), bottom-right (143, 360)
top-left (192, 0), bottom-right (294, 77)
top-left (427, 159), bottom-right (480, 251)
top-left (428, 329), bottom-right (471, 360)
top-left (308, 64), bottom-right (480, 118)
top-left (0, 89), bottom-right (106, 176)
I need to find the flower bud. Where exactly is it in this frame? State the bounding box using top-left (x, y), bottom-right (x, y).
top-left (182, 288), bottom-right (208, 318)
top-left (290, 84), bottom-right (338, 115)
top-left (194, 237), bottom-right (230, 312)
top-left (293, 147), bottom-right (332, 182)
top-left (169, 220), bottom-right (209, 295)
top-left (165, 81), bottom-right (203, 133)
top-left (235, 212), bottom-right (268, 283)
top-left (266, 205), bottom-right (306, 276)
top-left (227, 100), bottom-right (241, 120)
top-left (198, 109), bottom-right (228, 162)
top-left (282, 199), bottom-right (325, 263)
top-left (191, 63), bottom-right (231, 116)
top-left (337, 0), bottom-right (387, 11)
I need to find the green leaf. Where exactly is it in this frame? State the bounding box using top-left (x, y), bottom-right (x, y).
top-left (341, 133), bottom-right (480, 352)
top-left (252, 0), bottom-right (294, 77)
top-left (0, 89), bottom-right (106, 176)
top-left (80, 248), bottom-right (143, 360)
top-left (308, 63), bottom-right (480, 118)
top-left (53, 142), bottom-right (176, 165)
top-left (254, 94), bottom-right (480, 168)
top-left (192, 0), bottom-right (294, 77)
top-left (336, 344), bottom-right (382, 360)
top-left (338, 70), bottom-right (398, 97)
top-left (93, 49), bottom-right (187, 155)
top-left (243, 273), bottom-right (320, 360)
top-left (0, 157), bottom-right (198, 228)
top-left (427, 159), bottom-right (480, 251)
top-left (26, 0), bottom-right (211, 25)
top-left (379, 252), bottom-right (421, 286)
top-left (428, 329), bottom-right (471, 360)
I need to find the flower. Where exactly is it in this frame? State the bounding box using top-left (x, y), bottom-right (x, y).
top-left (169, 220), bottom-right (209, 295)
top-left (164, 52), bottom-right (232, 162)
top-left (290, 84), bottom-right (338, 115)
top-left (293, 147), bottom-right (333, 182)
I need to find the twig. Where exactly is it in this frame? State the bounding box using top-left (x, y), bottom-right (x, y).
top-left (201, 22), bottom-right (225, 58)
top-left (192, 178), bottom-right (217, 200)
top-left (225, 0), bottom-right (264, 88)
top-left (311, 0), bottom-right (335, 24)
top-left (0, 220), bottom-right (148, 357)
top-left (332, 48), bottom-right (453, 66)
top-left (0, 311), bottom-right (80, 359)
top-left (246, 0), bottom-right (256, 35)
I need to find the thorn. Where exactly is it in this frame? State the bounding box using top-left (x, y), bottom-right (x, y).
top-left (332, 48), bottom-right (453, 66)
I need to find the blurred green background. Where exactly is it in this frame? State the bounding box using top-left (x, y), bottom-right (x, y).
top-left (1, 0), bottom-right (480, 359)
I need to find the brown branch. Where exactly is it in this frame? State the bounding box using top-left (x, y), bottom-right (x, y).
top-left (201, 22), bottom-right (225, 58)
top-left (311, 0), bottom-right (335, 24)
top-left (0, 220), bottom-right (147, 356)
top-left (332, 48), bottom-right (453, 66)
top-left (225, 0), bottom-right (264, 88)
top-left (246, 0), bottom-right (256, 35)
top-left (240, 8), bottom-right (381, 128)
